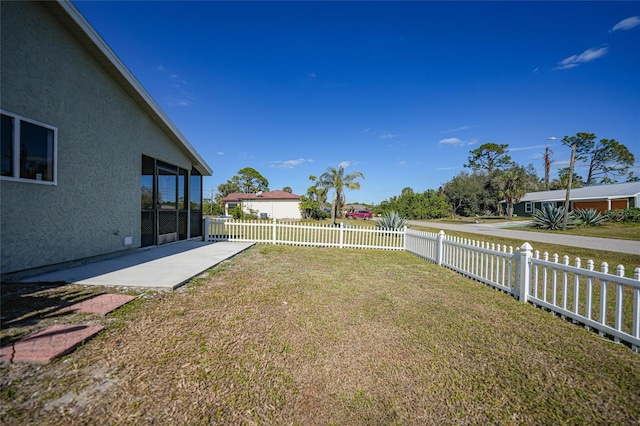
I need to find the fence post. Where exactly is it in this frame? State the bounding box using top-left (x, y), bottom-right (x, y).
top-left (272, 217), bottom-right (277, 244)
top-left (519, 242), bottom-right (533, 303)
top-left (436, 230), bottom-right (445, 266)
top-left (204, 216), bottom-right (210, 241)
top-left (633, 268), bottom-right (640, 352)
top-left (339, 222), bottom-right (344, 249)
top-left (403, 226), bottom-right (408, 250)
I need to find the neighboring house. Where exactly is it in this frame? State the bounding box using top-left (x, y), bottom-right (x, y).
top-left (1, 1), bottom-right (212, 277)
top-left (508, 182), bottom-right (640, 217)
top-left (223, 191), bottom-right (301, 220)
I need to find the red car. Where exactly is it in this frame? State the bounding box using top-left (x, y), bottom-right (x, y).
top-left (346, 210), bottom-right (373, 220)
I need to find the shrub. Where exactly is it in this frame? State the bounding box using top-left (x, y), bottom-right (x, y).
top-left (574, 208), bottom-right (607, 226)
top-left (604, 209), bottom-right (627, 222)
top-left (622, 207), bottom-right (640, 222)
top-left (376, 211), bottom-right (408, 230)
top-left (531, 205), bottom-right (578, 230)
top-left (230, 205), bottom-right (258, 220)
top-left (604, 207), bottom-right (640, 223)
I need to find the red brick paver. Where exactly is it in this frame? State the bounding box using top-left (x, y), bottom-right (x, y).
top-left (0, 294), bottom-right (136, 363)
top-left (59, 294), bottom-right (136, 316)
top-left (0, 325), bottom-right (104, 363)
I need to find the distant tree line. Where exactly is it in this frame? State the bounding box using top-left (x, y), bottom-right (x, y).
top-left (377, 132), bottom-right (635, 220)
top-left (374, 188), bottom-right (449, 220)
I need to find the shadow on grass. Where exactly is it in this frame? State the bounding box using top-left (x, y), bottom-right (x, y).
top-left (0, 282), bottom-right (103, 346)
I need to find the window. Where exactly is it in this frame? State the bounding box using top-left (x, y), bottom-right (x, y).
top-left (525, 202), bottom-right (532, 213)
top-left (1, 110), bottom-right (57, 184)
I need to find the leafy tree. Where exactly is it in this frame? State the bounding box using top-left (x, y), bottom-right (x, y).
top-left (374, 189), bottom-right (450, 220)
top-left (237, 167), bottom-right (269, 193)
top-left (318, 164), bottom-right (364, 224)
top-left (441, 171), bottom-right (495, 216)
top-left (282, 186), bottom-right (293, 193)
top-left (465, 143), bottom-right (513, 173)
top-left (203, 197), bottom-right (223, 216)
top-left (217, 179), bottom-right (241, 197)
top-left (299, 176), bottom-right (328, 219)
top-left (560, 132), bottom-right (595, 230)
top-left (497, 164), bottom-right (538, 220)
top-left (550, 167), bottom-right (583, 190)
top-left (584, 138), bottom-right (635, 185)
top-left (401, 187), bottom-right (414, 196)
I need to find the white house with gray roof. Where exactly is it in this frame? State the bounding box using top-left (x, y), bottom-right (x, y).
top-left (1, 0), bottom-right (212, 277)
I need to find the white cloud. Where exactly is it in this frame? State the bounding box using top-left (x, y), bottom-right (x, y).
top-left (156, 65), bottom-right (165, 71)
top-left (167, 99), bottom-right (192, 107)
top-left (439, 137), bottom-right (462, 145)
top-left (270, 158), bottom-right (310, 169)
top-left (610, 16), bottom-right (640, 32)
top-left (216, 151), bottom-right (224, 155)
top-left (438, 137), bottom-right (476, 146)
top-left (442, 125), bottom-right (474, 133)
top-left (339, 161), bottom-right (351, 169)
top-left (379, 131), bottom-right (398, 139)
top-left (398, 160), bottom-right (406, 166)
top-left (532, 67), bottom-right (540, 74)
top-left (308, 72), bottom-right (317, 79)
top-left (555, 46), bottom-right (608, 70)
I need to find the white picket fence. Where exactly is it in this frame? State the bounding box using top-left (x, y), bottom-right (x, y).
top-left (204, 218), bottom-right (640, 351)
top-left (204, 217), bottom-right (405, 250)
top-left (405, 228), bottom-right (640, 351)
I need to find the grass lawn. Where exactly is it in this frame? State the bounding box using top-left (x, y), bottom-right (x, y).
top-left (427, 218), bottom-right (640, 241)
top-left (1, 245), bottom-right (639, 425)
top-left (519, 221), bottom-right (640, 241)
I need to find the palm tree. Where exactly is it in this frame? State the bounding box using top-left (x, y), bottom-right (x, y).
top-left (496, 165), bottom-right (533, 220)
top-left (318, 163), bottom-right (364, 225)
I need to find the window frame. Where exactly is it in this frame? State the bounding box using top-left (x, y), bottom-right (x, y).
top-left (0, 109), bottom-right (58, 186)
top-left (525, 202), bottom-right (532, 213)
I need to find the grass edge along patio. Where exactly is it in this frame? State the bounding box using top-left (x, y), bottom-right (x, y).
top-left (205, 218), bottom-right (640, 351)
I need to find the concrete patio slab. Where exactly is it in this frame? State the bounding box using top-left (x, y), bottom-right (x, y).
top-left (58, 294), bottom-right (137, 316)
top-left (0, 324), bottom-right (104, 364)
top-left (21, 241), bottom-right (254, 289)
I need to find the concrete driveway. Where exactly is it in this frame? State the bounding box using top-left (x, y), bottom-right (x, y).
top-left (408, 221), bottom-right (640, 256)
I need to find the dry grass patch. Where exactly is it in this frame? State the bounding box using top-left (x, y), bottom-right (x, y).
top-left (2, 245), bottom-right (639, 425)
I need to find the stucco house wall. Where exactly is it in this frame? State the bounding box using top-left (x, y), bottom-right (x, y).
top-left (1, 1), bottom-right (211, 275)
top-left (223, 191), bottom-right (301, 220)
top-left (241, 199), bottom-right (302, 220)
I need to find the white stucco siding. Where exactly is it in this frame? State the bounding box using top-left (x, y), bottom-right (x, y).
top-left (242, 200), bottom-right (301, 219)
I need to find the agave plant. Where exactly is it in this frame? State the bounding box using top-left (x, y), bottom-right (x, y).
top-left (376, 211), bottom-right (408, 230)
top-left (574, 208), bottom-right (607, 226)
top-left (531, 205), bottom-right (578, 230)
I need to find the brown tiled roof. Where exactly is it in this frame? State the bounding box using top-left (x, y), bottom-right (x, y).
top-left (223, 190), bottom-right (300, 202)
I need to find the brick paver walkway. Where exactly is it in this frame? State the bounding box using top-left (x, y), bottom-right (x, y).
top-left (0, 324), bottom-right (105, 363)
top-left (58, 293), bottom-right (137, 316)
top-left (0, 293), bottom-right (136, 363)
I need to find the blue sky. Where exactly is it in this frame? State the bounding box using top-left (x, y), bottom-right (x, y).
top-left (72, 1), bottom-right (640, 204)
